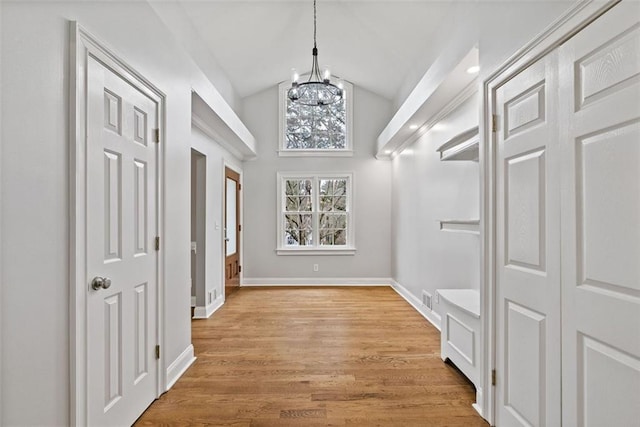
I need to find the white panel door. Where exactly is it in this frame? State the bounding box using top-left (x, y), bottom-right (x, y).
top-left (559, 3), bottom-right (640, 426)
top-left (495, 52), bottom-right (561, 427)
top-left (86, 55), bottom-right (159, 426)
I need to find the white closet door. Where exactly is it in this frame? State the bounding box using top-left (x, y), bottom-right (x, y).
top-left (495, 52), bottom-right (562, 427)
top-left (87, 55), bottom-right (159, 426)
top-left (559, 2), bottom-right (640, 426)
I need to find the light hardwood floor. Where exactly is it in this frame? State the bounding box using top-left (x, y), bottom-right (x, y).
top-left (135, 287), bottom-right (488, 426)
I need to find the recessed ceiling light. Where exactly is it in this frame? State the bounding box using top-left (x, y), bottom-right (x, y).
top-left (409, 124), bottom-right (419, 130)
top-left (384, 150), bottom-right (392, 154)
top-left (466, 65), bottom-right (480, 74)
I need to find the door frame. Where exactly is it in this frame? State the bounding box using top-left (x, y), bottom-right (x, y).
top-left (222, 160), bottom-right (242, 298)
top-left (480, 1), bottom-right (620, 424)
top-left (69, 22), bottom-right (166, 426)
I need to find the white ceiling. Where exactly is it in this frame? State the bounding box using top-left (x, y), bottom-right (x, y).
top-left (175, 1), bottom-right (457, 100)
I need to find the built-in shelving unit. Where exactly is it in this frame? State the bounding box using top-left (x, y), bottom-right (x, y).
top-left (436, 120), bottom-right (482, 415)
top-left (436, 126), bottom-right (479, 161)
top-left (437, 125), bottom-right (480, 237)
top-left (439, 219), bottom-right (480, 235)
top-left (437, 288), bottom-right (482, 413)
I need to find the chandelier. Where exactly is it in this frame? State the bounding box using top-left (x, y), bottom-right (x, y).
top-left (288, 0), bottom-right (343, 106)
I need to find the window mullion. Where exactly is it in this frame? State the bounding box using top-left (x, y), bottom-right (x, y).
top-left (280, 178), bottom-right (284, 247)
top-left (313, 176), bottom-right (319, 248)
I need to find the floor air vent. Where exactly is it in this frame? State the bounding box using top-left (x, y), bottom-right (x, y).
top-left (422, 291), bottom-right (433, 310)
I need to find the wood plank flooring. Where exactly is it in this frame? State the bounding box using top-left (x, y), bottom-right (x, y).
top-left (135, 287), bottom-right (488, 426)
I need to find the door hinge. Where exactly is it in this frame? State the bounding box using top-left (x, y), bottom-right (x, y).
top-left (238, 183), bottom-right (242, 191)
top-left (155, 345), bottom-right (160, 360)
top-left (492, 114), bottom-right (498, 132)
top-left (238, 224), bottom-right (242, 232)
top-left (153, 128), bottom-right (160, 143)
top-left (155, 236), bottom-right (160, 251)
top-left (238, 265), bottom-right (242, 273)
top-left (492, 369), bottom-right (496, 386)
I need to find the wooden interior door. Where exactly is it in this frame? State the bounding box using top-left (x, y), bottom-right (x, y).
top-left (494, 52), bottom-right (562, 427)
top-left (225, 167), bottom-right (240, 296)
top-left (86, 55), bottom-right (159, 426)
top-left (559, 3), bottom-right (640, 425)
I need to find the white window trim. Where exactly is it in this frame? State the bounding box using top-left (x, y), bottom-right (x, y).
top-left (276, 171), bottom-right (355, 255)
top-left (278, 78), bottom-right (354, 156)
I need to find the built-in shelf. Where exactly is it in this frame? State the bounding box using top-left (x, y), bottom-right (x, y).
top-left (439, 219), bottom-right (480, 235)
top-left (436, 126), bottom-right (479, 161)
top-left (437, 289), bottom-right (480, 319)
top-left (437, 288), bottom-right (481, 411)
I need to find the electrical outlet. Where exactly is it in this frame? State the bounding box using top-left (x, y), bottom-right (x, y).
top-left (313, 264), bottom-right (319, 272)
top-left (208, 291), bottom-right (213, 304)
top-left (213, 289), bottom-right (217, 300)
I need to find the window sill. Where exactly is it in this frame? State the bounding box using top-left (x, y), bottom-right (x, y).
top-left (276, 247), bottom-right (356, 256)
top-left (278, 150), bottom-right (354, 158)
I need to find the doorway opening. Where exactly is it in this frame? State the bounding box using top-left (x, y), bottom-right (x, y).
top-left (191, 149), bottom-right (207, 318)
top-left (224, 166), bottom-right (241, 297)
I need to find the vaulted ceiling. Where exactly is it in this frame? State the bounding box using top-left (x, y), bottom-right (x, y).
top-left (172, 1), bottom-right (459, 100)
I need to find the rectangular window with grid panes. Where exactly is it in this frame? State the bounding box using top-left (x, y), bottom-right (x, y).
top-left (277, 172), bottom-right (355, 255)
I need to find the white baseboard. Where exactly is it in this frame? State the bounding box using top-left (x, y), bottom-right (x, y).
top-left (193, 295), bottom-right (224, 319)
top-left (391, 280), bottom-right (441, 331)
top-left (166, 344), bottom-right (196, 390)
top-left (472, 386), bottom-right (483, 417)
top-left (241, 277), bottom-right (392, 286)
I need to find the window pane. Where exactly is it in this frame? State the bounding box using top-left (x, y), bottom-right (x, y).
top-left (319, 195), bottom-right (332, 212)
top-left (319, 229), bottom-right (333, 245)
top-left (319, 228), bottom-right (346, 246)
top-left (320, 179), bottom-right (346, 196)
top-left (319, 179), bottom-right (347, 212)
top-left (298, 196), bottom-right (312, 212)
top-left (285, 179), bottom-right (312, 196)
top-left (334, 196), bottom-right (346, 211)
top-left (225, 178), bottom-right (237, 255)
top-left (285, 92), bottom-right (347, 150)
top-left (319, 213), bottom-right (347, 246)
top-left (284, 214), bottom-right (313, 246)
top-left (320, 213), bottom-right (347, 229)
top-left (319, 179), bottom-right (333, 195)
top-left (285, 194), bottom-right (298, 211)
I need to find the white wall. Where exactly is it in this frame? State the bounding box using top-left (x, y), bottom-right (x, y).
top-left (477, 1), bottom-right (574, 79)
top-left (392, 94), bottom-right (480, 320)
top-left (0, 1), bottom-right (244, 424)
top-left (190, 126), bottom-right (243, 307)
top-left (148, 0), bottom-right (241, 113)
top-left (242, 86), bottom-right (393, 283)
top-left (393, 1), bottom-right (478, 111)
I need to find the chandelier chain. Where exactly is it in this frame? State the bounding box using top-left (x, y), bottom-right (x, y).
top-left (313, 0), bottom-right (317, 48)
top-left (287, 0), bottom-right (343, 107)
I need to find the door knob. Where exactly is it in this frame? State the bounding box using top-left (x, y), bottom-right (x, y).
top-left (91, 276), bottom-right (112, 290)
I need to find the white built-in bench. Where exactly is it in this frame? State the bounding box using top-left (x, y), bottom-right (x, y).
top-left (436, 289), bottom-right (482, 415)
